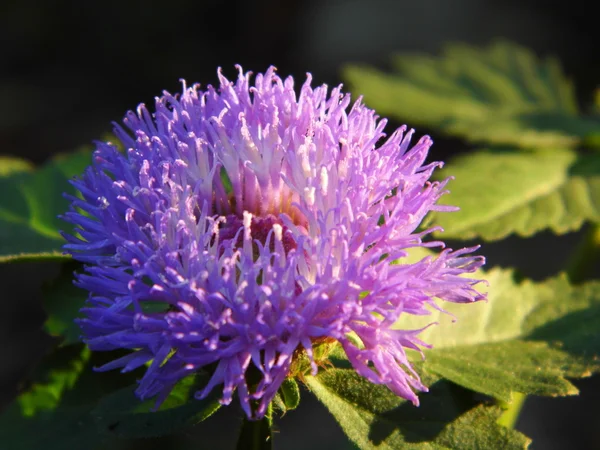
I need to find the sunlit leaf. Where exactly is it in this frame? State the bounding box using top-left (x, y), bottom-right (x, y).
top-left (420, 341), bottom-right (584, 403)
top-left (433, 148), bottom-right (600, 240)
top-left (396, 269), bottom-right (600, 402)
top-left (345, 41), bottom-right (599, 148)
top-left (306, 369), bottom-right (529, 449)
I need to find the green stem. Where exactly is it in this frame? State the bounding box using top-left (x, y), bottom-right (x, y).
top-left (497, 392), bottom-right (526, 429)
top-left (236, 403), bottom-right (273, 450)
top-left (566, 224), bottom-right (600, 283)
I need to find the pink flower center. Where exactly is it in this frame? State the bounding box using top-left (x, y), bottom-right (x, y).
top-left (218, 213), bottom-right (297, 255)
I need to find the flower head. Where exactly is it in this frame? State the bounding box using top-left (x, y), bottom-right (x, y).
top-left (62, 66), bottom-right (485, 419)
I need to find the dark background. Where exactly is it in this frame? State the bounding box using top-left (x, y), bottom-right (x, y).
top-left (1, 0), bottom-right (599, 448)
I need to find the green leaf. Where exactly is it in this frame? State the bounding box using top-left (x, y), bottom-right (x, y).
top-left (1, 364), bottom-right (221, 448)
top-left (11, 345), bottom-right (90, 417)
top-left (42, 263), bottom-right (86, 346)
top-left (0, 338), bottom-right (222, 449)
top-left (273, 378), bottom-right (301, 414)
top-left (280, 378), bottom-right (300, 411)
top-left (433, 148), bottom-right (600, 240)
top-left (433, 404), bottom-right (530, 449)
top-left (306, 369), bottom-right (529, 449)
top-left (344, 40), bottom-right (599, 148)
top-left (0, 345), bottom-right (100, 450)
top-left (0, 156), bottom-right (33, 176)
top-left (0, 149), bottom-right (92, 263)
top-left (276, 378), bottom-right (301, 413)
top-left (396, 269), bottom-right (600, 402)
top-left (0, 404), bottom-right (106, 450)
top-left (0, 348), bottom-right (150, 450)
top-left (0, 348), bottom-right (136, 421)
top-left (91, 374), bottom-right (222, 439)
top-left (421, 341), bottom-right (583, 403)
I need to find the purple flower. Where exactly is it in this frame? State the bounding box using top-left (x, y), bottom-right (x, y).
top-left (62, 66), bottom-right (485, 419)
